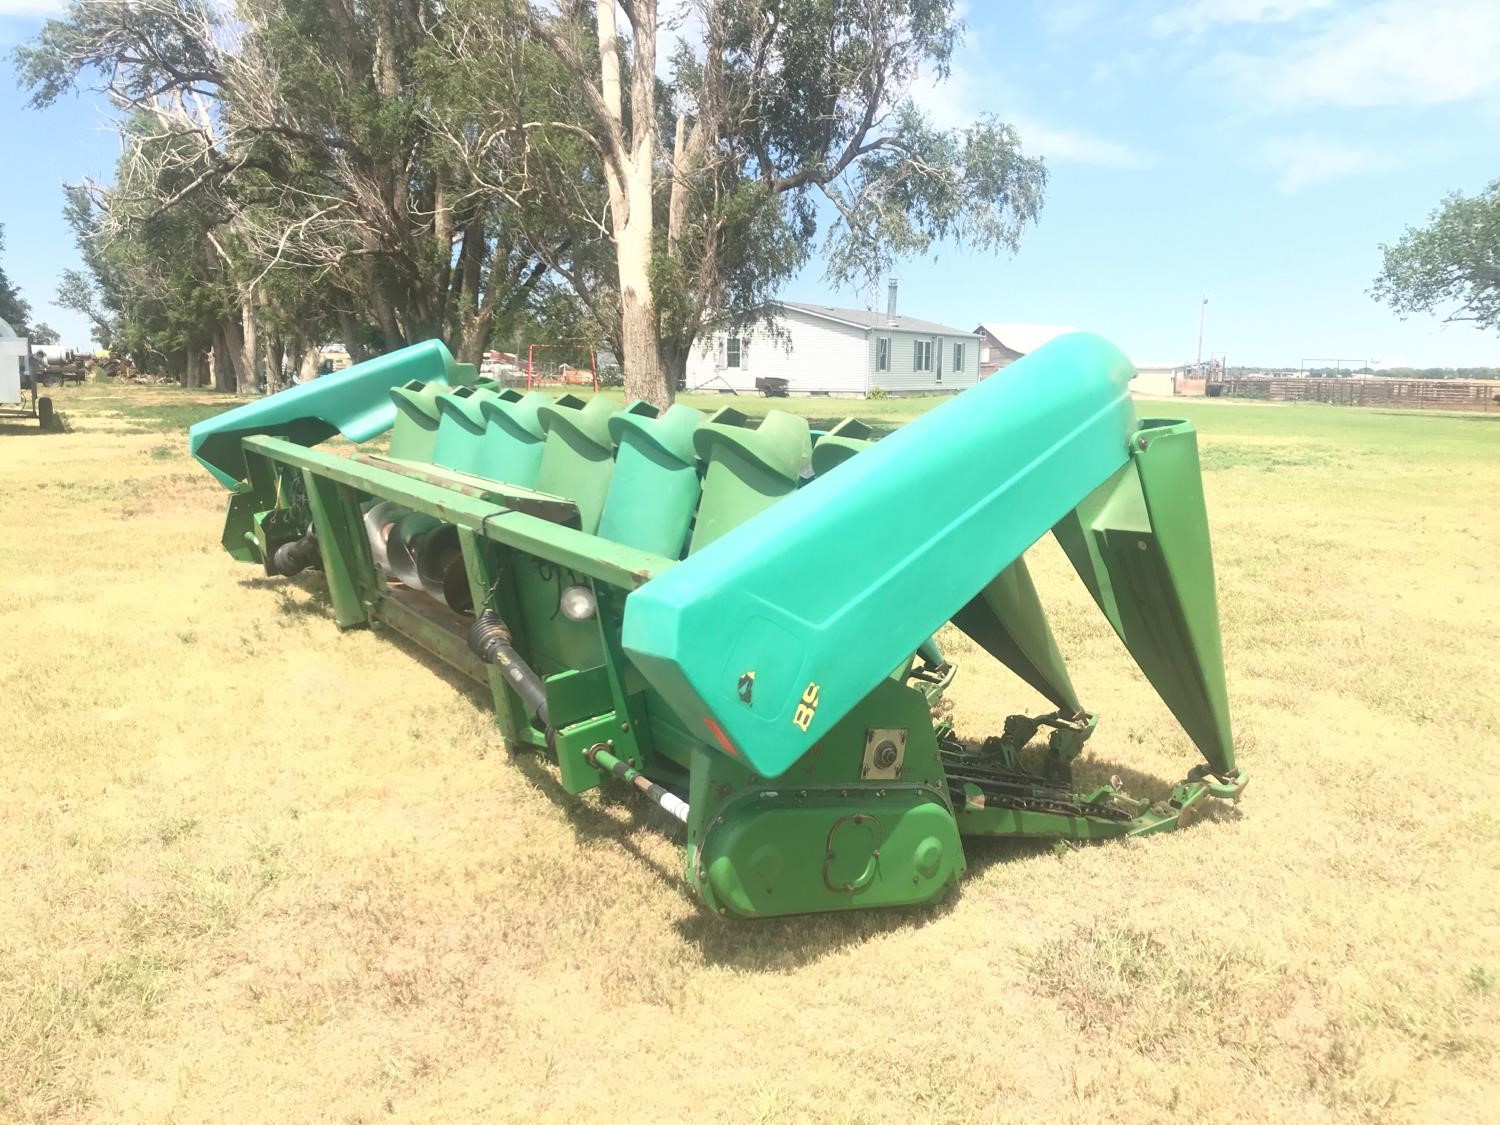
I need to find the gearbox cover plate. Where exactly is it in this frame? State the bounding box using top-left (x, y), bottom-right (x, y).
top-left (862, 727), bottom-right (908, 780)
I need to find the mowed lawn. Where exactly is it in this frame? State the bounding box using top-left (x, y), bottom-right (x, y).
top-left (2, 382), bottom-right (1498, 1123)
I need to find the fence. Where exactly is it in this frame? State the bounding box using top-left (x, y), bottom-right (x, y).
top-left (1217, 377), bottom-right (1500, 411)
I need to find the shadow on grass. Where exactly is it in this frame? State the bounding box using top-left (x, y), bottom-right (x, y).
top-left (0, 418), bottom-right (67, 436)
top-left (228, 572), bottom-right (1242, 964)
top-left (1072, 755), bottom-right (1190, 804)
top-left (675, 886), bottom-right (964, 968)
top-left (508, 750), bottom-right (691, 900)
top-left (236, 573), bottom-right (341, 621)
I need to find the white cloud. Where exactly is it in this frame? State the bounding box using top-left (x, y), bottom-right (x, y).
top-left (1257, 133), bottom-right (1390, 192)
top-left (910, 56), bottom-right (1151, 169)
top-left (1221, 0), bottom-right (1500, 108)
top-left (1151, 0), bottom-right (1333, 37)
top-left (1041, 1), bottom-right (1107, 35)
top-left (0, 0), bottom-right (65, 16)
top-left (909, 58), bottom-right (985, 131)
top-left (1011, 117), bottom-right (1154, 169)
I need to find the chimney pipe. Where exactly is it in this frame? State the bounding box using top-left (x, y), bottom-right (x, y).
top-left (886, 277), bottom-right (898, 324)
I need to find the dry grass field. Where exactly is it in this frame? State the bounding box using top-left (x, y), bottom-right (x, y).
top-left (2, 382), bottom-right (1498, 1123)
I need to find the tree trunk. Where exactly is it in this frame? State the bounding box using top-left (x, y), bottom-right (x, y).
top-left (299, 343), bottom-right (323, 382)
top-left (366, 268), bottom-right (403, 352)
top-left (210, 333), bottom-right (232, 393)
top-left (286, 337), bottom-right (306, 384)
top-left (219, 318), bottom-right (254, 392)
top-left (667, 114), bottom-right (705, 259)
top-left (183, 348), bottom-right (204, 388)
top-left (619, 254), bottom-right (663, 404)
top-left (597, 0), bottom-right (669, 408)
top-left (267, 337), bottom-right (286, 394)
top-left (241, 300), bottom-right (261, 392)
top-left (458, 315), bottom-right (491, 367)
top-left (338, 311), bottom-right (369, 363)
top-left (660, 341), bottom-right (690, 395)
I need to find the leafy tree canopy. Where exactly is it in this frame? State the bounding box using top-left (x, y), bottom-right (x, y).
top-left (1372, 180), bottom-right (1500, 333)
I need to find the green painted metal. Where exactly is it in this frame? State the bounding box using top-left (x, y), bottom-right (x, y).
top-left (534, 396), bottom-right (655, 533)
top-left (598, 403), bottom-right (703, 557)
top-left (624, 332), bottom-right (1139, 779)
top-left (189, 339), bottom-right (474, 488)
top-left (456, 527), bottom-right (528, 744)
top-left (303, 470), bottom-right (377, 628)
top-left (198, 330), bottom-right (1244, 921)
top-left (389, 379), bottom-right (449, 462)
top-left (239, 436), bottom-right (674, 590)
top-left (432, 385), bottom-right (500, 473)
top-left (809, 417), bottom-right (876, 476)
top-left (353, 455), bottom-right (579, 524)
top-left (477, 390), bottom-right (554, 486)
top-left (951, 561), bottom-right (1080, 713)
top-left (802, 418), bottom-right (949, 679)
top-left (689, 408), bottom-right (812, 553)
top-left (1053, 418), bottom-right (1235, 774)
top-left (371, 588), bottom-right (490, 684)
top-left (685, 676), bottom-right (962, 917)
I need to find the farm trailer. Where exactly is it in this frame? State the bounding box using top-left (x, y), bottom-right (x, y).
top-left (189, 333), bottom-right (1246, 919)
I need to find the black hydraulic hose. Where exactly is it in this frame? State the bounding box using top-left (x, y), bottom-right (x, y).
top-left (468, 609), bottom-right (551, 727)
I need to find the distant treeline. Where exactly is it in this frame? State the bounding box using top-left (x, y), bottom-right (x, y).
top-left (1227, 366), bottom-right (1500, 380)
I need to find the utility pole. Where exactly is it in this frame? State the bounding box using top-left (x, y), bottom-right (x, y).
top-left (1195, 296), bottom-right (1207, 378)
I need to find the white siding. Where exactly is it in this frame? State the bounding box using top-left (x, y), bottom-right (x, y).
top-left (685, 310), bottom-right (869, 394)
top-left (868, 329), bottom-right (981, 393)
top-left (1131, 367), bottom-right (1176, 397)
top-left (0, 339), bottom-right (27, 405)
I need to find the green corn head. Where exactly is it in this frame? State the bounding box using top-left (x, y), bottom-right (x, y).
top-left (189, 333), bottom-right (1245, 918)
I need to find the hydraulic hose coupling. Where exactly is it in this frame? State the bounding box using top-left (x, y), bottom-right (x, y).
top-left (468, 608), bottom-right (551, 727)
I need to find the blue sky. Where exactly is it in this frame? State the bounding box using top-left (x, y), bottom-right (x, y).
top-left (2, 0), bottom-right (1497, 368)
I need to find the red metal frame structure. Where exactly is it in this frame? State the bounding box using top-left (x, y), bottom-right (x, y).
top-left (526, 343), bottom-right (598, 392)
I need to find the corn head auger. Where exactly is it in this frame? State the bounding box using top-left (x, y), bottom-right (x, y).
top-left (190, 333), bottom-right (1245, 918)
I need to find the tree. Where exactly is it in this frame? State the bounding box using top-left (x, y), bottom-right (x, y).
top-left (1373, 179), bottom-right (1500, 332)
top-left (17, 0), bottom-right (1046, 404)
top-left (0, 225), bottom-right (34, 333)
top-left (442, 0), bottom-right (1047, 406)
top-left (57, 269), bottom-right (111, 345)
top-left (15, 0), bottom-right (566, 384)
top-left (30, 323), bottom-right (61, 345)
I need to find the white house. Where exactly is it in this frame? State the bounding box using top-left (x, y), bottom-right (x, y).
top-left (686, 297), bottom-right (981, 396)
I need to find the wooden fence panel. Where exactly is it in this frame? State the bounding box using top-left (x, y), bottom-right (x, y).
top-left (1219, 378), bottom-right (1500, 411)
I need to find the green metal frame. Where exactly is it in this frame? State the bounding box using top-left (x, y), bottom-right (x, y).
top-left (190, 334), bottom-right (1247, 919)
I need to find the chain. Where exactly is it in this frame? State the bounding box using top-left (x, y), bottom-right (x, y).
top-left (939, 743), bottom-right (1132, 822)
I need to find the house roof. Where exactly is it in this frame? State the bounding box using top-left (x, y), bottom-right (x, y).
top-left (976, 322), bottom-right (1078, 355)
top-left (781, 301), bottom-right (976, 338)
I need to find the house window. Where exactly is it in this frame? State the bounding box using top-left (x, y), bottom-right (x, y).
top-left (953, 342), bottom-right (965, 372)
top-left (726, 337), bottom-right (742, 368)
top-left (913, 339), bottom-right (933, 372)
top-left (876, 337), bottom-right (890, 371)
